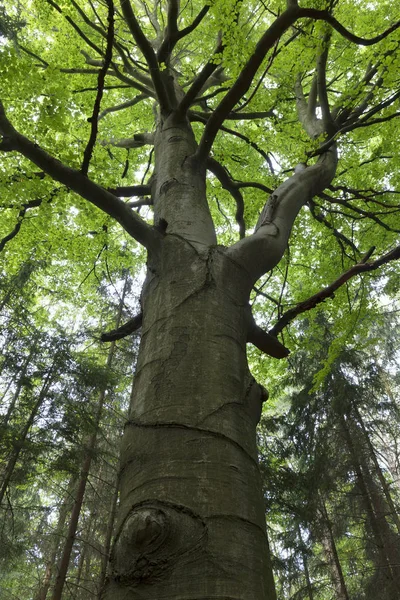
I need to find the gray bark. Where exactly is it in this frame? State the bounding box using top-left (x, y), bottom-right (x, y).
top-left (103, 113), bottom-right (337, 600)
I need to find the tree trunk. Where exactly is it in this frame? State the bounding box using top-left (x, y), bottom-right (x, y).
top-left (2, 345), bottom-right (36, 428)
top-left (103, 119), bottom-right (276, 597)
top-left (103, 108), bottom-right (338, 600)
top-left (297, 527), bottom-right (314, 600)
top-left (105, 246), bottom-right (275, 598)
top-left (341, 415), bottom-right (400, 596)
top-left (35, 475), bottom-right (77, 600)
top-left (353, 405), bottom-right (400, 534)
top-left (51, 279), bottom-right (127, 600)
top-left (98, 470), bottom-right (119, 598)
top-left (318, 500), bottom-right (349, 600)
top-left (0, 365), bottom-right (54, 505)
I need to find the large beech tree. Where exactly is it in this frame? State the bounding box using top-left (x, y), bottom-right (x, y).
top-left (1, 1), bottom-right (400, 598)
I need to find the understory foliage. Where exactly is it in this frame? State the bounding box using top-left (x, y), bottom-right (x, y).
top-left (1, 0), bottom-right (400, 598)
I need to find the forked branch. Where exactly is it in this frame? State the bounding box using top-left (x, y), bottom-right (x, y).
top-left (119, 0), bottom-right (170, 112)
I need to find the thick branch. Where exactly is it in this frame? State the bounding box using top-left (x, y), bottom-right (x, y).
top-left (196, 6), bottom-right (300, 160)
top-left (270, 245), bottom-right (400, 336)
top-left (298, 8), bottom-right (400, 46)
top-left (0, 102), bottom-right (157, 250)
top-left (191, 110), bottom-right (275, 121)
top-left (190, 111), bottom-right (274, 172)
top-left (98, 94), bottom-right (147, 120)
top-left (245, 306), bottom-right (289, 359)
top-left (227, 144), bottom-right (338, 283)
top-left (196, 7), bottom-right (400, 160)
top-left (317, 32), bottom-right (336, 136)
top-left (102, 132), bottom-right (155, 148)
top-left (295, 75), bottom-right (324, 138)
top-left (101, 313), bottom-right (142, 342)
top-left (108, 184), bottom-right (151, 197)
top-left (177, 40), bottom-right (224, 116)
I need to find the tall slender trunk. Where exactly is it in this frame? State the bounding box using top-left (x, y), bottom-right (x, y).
top-left (0, 365), bottom-right (54, 505)
top-left (97, 468), bottom-right (119, 598)
top-left (341, 415), bottom-right (400, 595)
top-left (353, 405), bottom-right (400, 533)
top-left (35, 475), bottom-right (78, 600)
top-left (51, 279), bottom-right (128, 600)
top-left (297, 527), bottom-right (314, 600)
top-left (318, 500), bottom-right (349, 600)
top-left (2, 345), bottom-right (36, 428)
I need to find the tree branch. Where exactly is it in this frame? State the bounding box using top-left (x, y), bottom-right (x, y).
top-left (270, 245), bottom-right (400, 336)
top-left (0, 102), bottom-right (158, 250)
top-left (119, 0), bottom-right (170, 112)
top-left (190, 111), bottom-right (275, 173)
top-left (158, 4), bottom-right (210, 64)
top-left (45, 0), bottom-right (103, 56)
top-left (196, 7), bottom-right (400, 161)
top-left (226, 144), bottom-right (338, 283)
top-left (101, 312), bottom-right (142, 341)
top-left (245, 306), bottom-right (289, 358)
top-left (177, 39), bottom-right (224, 116)
top-left (108, 184), bottom-right (151, 197)
top-left (0, 195), bottom-right (53, 253)
top-left (101, 132), bottom-right (155, 149)
top-left (298, 8), bottom-right (400, 46)
top-left (81, 0), bottom-right (114, 176)
top-left (98, 94), bottom-right (148, 120)
top-left (196, 6), bottom-right (302, 161)
top-left (317, 31), bottom-right (336, 136)
top-left (206, 158), bottom-right (245, 238)
top-left (309, 198), bottom-right (359, 255)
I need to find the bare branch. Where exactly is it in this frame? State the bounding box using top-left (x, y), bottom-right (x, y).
top-left (0, 193), bottom-right (58, 253)
top-left (190, 111), bottom-right (275, 173)
top-left (317, 31), bottom-right (336, 136)
top-left (308, 198), bottom-right (359, 255)
top-left (108, 184), bottom-right (151, 197)
top-left (196, 7), bottom-right (400, 161)
top-left (206, 158), bottom-right (245, 238)
top-left (245, 306), bottom-right (289, 358)
top-left (295, 75), bottom-right (324, 138)
top-left (270, 245), bottom-right (400, 336)
top-left (101, 313), bottom-right (142, 341)
top-left (0, 102), bottom-right (158, 250)
top-left (298, 8), bottom-right (400, 46)
top-left (190, 109), bottom-right (275, 121)
top-left (119, 0), bottom-right (170, 112)
top-left (81, 0), bottom-right (114, 176)
top-left (101, 132), bottom-right (155, 149)
top-left (20, 46), bottom-right (49, 68)
top-left (177, 39), bottom-right (224, 116)
top-left (45, 0), bottom-right (103, 56)
top-left (158, 5), bottom-right (210, 64)
top-left (196, 6), bottom-right (300, 161)
top-left (98, 94), bottom-right (148, 120)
